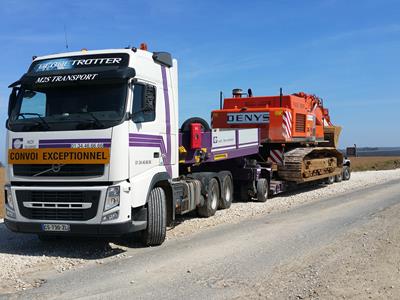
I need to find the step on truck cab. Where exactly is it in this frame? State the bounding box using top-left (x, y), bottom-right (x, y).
top-left (4, 45), bottom-right (267, 245)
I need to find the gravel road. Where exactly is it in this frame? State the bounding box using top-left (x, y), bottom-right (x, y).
top-left (1, 169), bottom-right (400, 296)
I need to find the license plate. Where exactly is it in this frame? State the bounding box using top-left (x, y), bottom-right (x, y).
top-left (41, 224), bottom-right (70, 232)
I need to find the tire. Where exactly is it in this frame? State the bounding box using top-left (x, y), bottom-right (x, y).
top-left (256, 178), bottom-right (269, 202)
top-left (141, 187), bottom-right (166, 246)
top-left (342, 166), bottom-right (351, 181)
top-left (326, 176), bottom-right (335, 184)
top-left (219, 175), bottom-right (233, 209)
top-left (181, 117), bottom-right (210, 132)
top-left (335, 172), bottom-right (343, 182)
top-left (198, 178), bottom-right (219, 217)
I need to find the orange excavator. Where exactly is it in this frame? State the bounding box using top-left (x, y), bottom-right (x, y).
top-left (211, 88), bottom-right (344, 183)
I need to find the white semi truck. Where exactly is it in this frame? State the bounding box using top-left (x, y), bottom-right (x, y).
top-left (4, 45), bottom-right (350, 246)
top-left (4, 46), bottom-right (268, 245)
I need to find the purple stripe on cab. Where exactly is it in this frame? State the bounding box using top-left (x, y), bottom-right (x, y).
top-left (161, 66), bottom-right (172, 177)
top-left (39, 143), bottom-right (111, 148)
top-left (40, 138), bottom-right (111, 144)
top-left (129, 133), bottom-right (161, 138)
top-left (130, 142), bottom-right (164, 148)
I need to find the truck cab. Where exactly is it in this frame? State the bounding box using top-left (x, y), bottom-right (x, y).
top-left (4, 47), bottom-right (180, 244)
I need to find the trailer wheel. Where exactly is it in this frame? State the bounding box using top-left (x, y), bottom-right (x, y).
top-left (326, 176), bottom-right (335, 184)
top-left (342, 166), bottom-right (351, 181)
top-left (198, 178), bottom-right (219, 217)
top-left (256, 178), bottom-right (269, 202)
top-left (141, 187), bottom-right (166, 246)
top-left (335, 172), bottom-right (343, 182)
top-left (219, 175), bottom-right (233, 209)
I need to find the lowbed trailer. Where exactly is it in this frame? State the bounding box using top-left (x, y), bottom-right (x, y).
top-left (4, 45), bottom-right (350, 246)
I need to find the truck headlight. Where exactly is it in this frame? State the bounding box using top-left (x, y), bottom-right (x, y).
top-left (5, 187), bottom-right (14, 210)
top-left (104, 186), bottom-right (120, 211)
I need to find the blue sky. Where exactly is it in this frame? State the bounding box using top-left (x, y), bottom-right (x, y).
top-left (1, 0), bottom-right (399, 162)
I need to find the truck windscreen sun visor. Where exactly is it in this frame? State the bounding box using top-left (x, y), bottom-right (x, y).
top-left (19, 53), bottom-right (135, 87)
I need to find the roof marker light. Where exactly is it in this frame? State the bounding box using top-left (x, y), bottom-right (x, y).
top-left (139, 43), bottom-right (148, 51)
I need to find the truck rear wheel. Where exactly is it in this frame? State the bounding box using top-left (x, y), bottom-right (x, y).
top-left (343, 166), bottom-right (351, 181)
top-left (219, 175), bottom-right (233, 209)
top-left (256, 178), bottom-right (269, 202)
top-left (198, 178), bottom-right (219, 217)
top-left (141, 187), bottom-right (166, 246)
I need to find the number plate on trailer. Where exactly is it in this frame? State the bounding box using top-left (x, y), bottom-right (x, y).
top-left (41, 224), bottom-right (70, 232)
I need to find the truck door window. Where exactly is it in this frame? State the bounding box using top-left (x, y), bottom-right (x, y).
top-left (132, 84), bottom-right (156, 123)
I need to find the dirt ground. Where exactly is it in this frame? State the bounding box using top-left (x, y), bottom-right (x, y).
top-left (3, 173), bottom-right (399, 298)
top-left (0, 167), bottom-right (5, 218)
top-left (252, 201), bottom-right (400, 300)
top-left (350, 156), bottom-right (400, 171)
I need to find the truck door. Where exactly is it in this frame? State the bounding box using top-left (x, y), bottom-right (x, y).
top-left (128, 81), bottom-right (175, 180)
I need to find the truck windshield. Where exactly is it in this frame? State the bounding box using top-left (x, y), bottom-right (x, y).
top-left (8, 83), bottom-right (127, 132)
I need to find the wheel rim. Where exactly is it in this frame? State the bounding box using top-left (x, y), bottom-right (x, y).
top-left (211, 186), bottom-right (218, 210)
top-left (225, 183), bottom-right (232, 203)
top-left (262, 181), bottom-right (268, 198)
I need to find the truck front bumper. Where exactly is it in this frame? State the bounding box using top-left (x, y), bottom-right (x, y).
top-left (4, 219), bottom-right (146, 237)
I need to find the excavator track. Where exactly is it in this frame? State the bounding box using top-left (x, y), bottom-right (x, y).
top-left (278, 147), bottom-right (343, 183)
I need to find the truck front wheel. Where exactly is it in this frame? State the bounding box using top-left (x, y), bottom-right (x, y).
top-left (141, 187), bottom-right (166, 246)
top-left (198, 178), bottom-right (219, 217)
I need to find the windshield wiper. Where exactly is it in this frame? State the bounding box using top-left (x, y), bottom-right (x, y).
top-left (17, 113), bottom-right (51, 130)
top-left (74, 112), bottom-right (105, 129)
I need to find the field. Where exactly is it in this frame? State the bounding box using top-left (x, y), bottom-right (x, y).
top-left (350, 156), bottom-right (400, 172)
top-left (0, 157), bottom-right (399, 219)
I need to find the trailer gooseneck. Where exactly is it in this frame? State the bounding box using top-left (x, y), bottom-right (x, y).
top-left (4, 45), bottom-right (350, 245)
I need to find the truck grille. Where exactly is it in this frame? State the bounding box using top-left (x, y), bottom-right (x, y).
top-left (16, 190), bottom-right (100, 221)
top-left (13, 164), bottom-right (104, 177)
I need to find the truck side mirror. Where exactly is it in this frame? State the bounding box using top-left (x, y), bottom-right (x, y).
top-left (8, 87), bottom-right (19, 117)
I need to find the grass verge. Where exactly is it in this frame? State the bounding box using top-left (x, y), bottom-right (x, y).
top-left (350, 156), bottom-right (400, 172)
